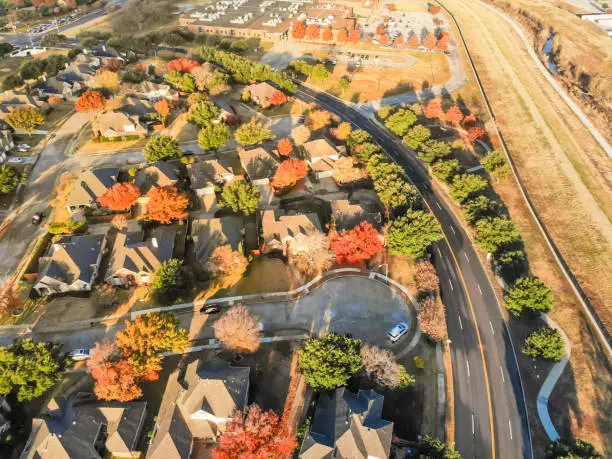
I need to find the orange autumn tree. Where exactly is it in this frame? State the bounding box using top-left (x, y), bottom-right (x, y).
top-left (322, 27), bottom-right (333, 41)
top-left (146, 186), bottom-right (189, 224)
top-left (423, 98), bottom-right (443, 119)
top-left (92, 359), bottom-right (143, 402)
top-left (349, 29), bottom-right (361, 44)
top-left (337, 28), bottom-right (348, 43)
top-left (467, 126), bottom-right (486, 142)
top-left (292, 21), bottom-right (306, 39)
top-left (408, 33), bottom-right (420, 48)
top-left (436, 32), bottom-right (450, 51)
top-left (306, 23), bottom-right (320, 40)
top-left (379, 34), bottom-right (390, 46)
top-left (154, 99), bottom-right (171, 126)
top-left (271, 159), bottom-right (308, 191)
top-left (75, 90), bottom-right (106, 113)
top-left (212, 405), bottom-right (297, 459)
top-left (422, 33), bottom-right (437, 50)
top-left (268, 90), bottom-right (289, 106)
top-left (277, 138), bottom-right (293, 157)
top-left (98, 182), bottom-right (141, 211)
top-left (394, 34), bottom-right (404, 47)
top-left (376, 24), bottom-right (386, 35)
top-left (329, 221), bottom-right (383, 264)
top-left (444, 106), bottom-right (464, 125)
top-left (429, 5), bottom-right (441, 14)
top-left (167, 58), bottom-right (200, 73)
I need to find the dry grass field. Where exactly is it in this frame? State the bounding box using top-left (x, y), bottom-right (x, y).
top-left (440, 0), bottom-right (612, 454)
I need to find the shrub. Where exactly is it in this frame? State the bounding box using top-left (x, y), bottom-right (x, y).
top-left (361, 344), bottom-right (415, 389)
top-left (419, 297), bottom-right (446, 341)
top-left (414, 260), bottom-right (439, 295)
top-left (505, 276), bottom-right (553, 316)
top-left (494, 249), bottom-right (527, 283)
top-left (522, 328), bottom-right (565, 361)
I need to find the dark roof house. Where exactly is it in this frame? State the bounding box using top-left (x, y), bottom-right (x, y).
top-left (299, 388), bottom-right (393, 459)
top-left (135, 162), bottom-right (179, 195)
top-left (66, 167), bottom-right (119, 213)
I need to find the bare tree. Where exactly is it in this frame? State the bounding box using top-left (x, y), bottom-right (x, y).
top-left (0, 279), bottom-right (21, 316)
top-left (361, 344), bottom-right (415, 389)
top-left (414, 260), bottom-right (439, 295)
top-left (214, 305), bottom-right (262, 353)
top-left (288, 232), bottom-right (335, 278)
top-left (418, 297), bottom-right (446, 341)
top-left (207, 245), bottom-right (248, 289)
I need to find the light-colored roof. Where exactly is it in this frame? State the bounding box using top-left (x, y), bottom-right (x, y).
top-left (238, 147), bottom-right (278, 181)
top-left (244, 82), bottom-right (278, 102)
top-left (136, 81), bottom-right (170, 94)
top-left (91, 111), bottom-right (147, 136)
top-left (21, 398), bottom-right (146, 459)
top-left (302, 138), bottom-right (345, 160)
top-left (191, 217), bottom-right (243, 262)
top-left (187, 159), bottom-right (234, 190)
top-left (261, 209), bottom-right (321, 245)
top-left (135, 162), bottom-right (179, 194)
top-left (106, 226), bottom-right (177, 279)
top-left (66, 167), bottom-right (119, 208)
top-left (0, 90), bottom-right (41, 107)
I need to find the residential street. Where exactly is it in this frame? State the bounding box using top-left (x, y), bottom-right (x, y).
top-left (293, 84), bottom-right (531, 459)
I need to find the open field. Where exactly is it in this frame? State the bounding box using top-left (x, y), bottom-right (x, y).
top-left (440, 0), bottom-right (612, 454)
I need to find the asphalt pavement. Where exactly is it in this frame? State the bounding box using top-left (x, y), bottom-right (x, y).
top-left (294, 84), bottom-right (532, 459)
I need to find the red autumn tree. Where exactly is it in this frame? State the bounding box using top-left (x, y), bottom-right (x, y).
top-left (445, 106), bottom-right (464, 125)
top-left (348, 29), bottom-right (361, 44)
top-left (75, 90), bottom-right (106, 113)
top-left (463, 113), bottom-right (477, 127)
top-left (467, 126), bottom-right (486, 142)
top-left (212, 405), bottom-right (297, 459)
top-left (146, 186), bottom-right (189, 224)
top-left (379, 34), bottom-right (390, 46)
top-left (306, 23), bottom-right (320, 40)
top-left (423, 98), bottom-right (443, 119)
top-left (92, 360), bottom-right (142, 402)
top-left (277, 138), bottom-right (293, 157)
top-left (408, 33), bottom-right (420, 48)
top-left (292, 21), bottom-right (306, 39)
top-left (429, 5), bottom-right (441, 14)
top-left (376, 24), bottom-right (386, 35)
top-left (387, 3), bottom-right (397, 11)
top-left (364, 34), bottom-right (373, 45)
top-left (98, 182), bottom-right (141, 211)
top-left (394, 34), bottom-right (404, 47)
top-left (322, 27), bottom-right (333, 41)
top-left (272, 159), bottom-right (308, 191)
top-left (329, 221), bottom-right (383, 264)
top-left (133, 63), bottom-right (147, 72)
top-left (436, 32), bottom-right (450, 51)
top-left (154, 99), bottom-right (171, 126)
top-left (167, 59), bottom-right (200, 73)
top-left (106, 58), bottom-right (123, 72)
top-left (268, 90), bottom-right (289, 106)
top-left (423, 33), bottom-right (437, 50)
top-left (337, 28), bottom-right (348, 43)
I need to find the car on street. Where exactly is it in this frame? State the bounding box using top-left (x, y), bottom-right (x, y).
top-left (386, 322), bottom-right (409, 342)
top-left (68, 348), bottom-right (92, 361)
top-left (200, 306), bottom-right (220, 314)
top-left (31, 212), bottom-right (44, 225)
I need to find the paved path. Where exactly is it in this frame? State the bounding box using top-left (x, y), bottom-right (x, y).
top-left (536, 315), bottom-right (571, 441)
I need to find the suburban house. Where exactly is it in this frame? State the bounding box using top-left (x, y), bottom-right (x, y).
top-left (91, 111), bottom-right (148, 139)
top-left (243, 82), bottom-right (279, 107)
top-left (302, 138), bottom-right (346, 179)
top-left (33, 76), bottom-right (76, 99)
top-left (134, 162), bottom-right (180, 213)
top-left (133, 81), bottom-right (173, 100)
top-left (33, 233), bottom-right (107, 296)
top-left (191, 216), bottom-right (244, 269)
top-left (147, 359), bottom-right (250, 459)
top-left (331, 198), bottom-right (382, 231)
top-left (299, 388), bottom-right (393, 459)
top-left (74, 52), bottom-right (104, 70)
top-left (66, 167), bottom-right (119, 214)
top-left (238, 147), bottom-right (278, 186)
top-left (56, 62), bottom-right (95, 86)
top-left (210, 97), bottom-right (235, 122)
top-left (0, 90), bottom-right (49, 119)
top-left (105, 226), bottom-right (178, 286)
top-left (121, 97), bottom-right (156, 119)
top-left (20, 395), bottom-right (146, 459)
top-left (186, 158), bottom-right (234, 212)
top-left (261, 209), bottom-right (321, 253)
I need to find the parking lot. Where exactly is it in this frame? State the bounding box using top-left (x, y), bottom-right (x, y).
top-left (362, 10), bottom-right (447, 44)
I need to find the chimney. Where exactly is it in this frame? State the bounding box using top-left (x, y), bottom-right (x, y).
top-left (151, 237), bottom-right (158, 248)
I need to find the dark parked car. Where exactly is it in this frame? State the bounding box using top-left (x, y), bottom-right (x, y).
top-left (200, 306), bottom-right (221, 315)
top-left (32, 212), bottom-right (44, 225)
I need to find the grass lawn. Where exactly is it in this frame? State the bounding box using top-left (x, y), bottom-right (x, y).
top-left (218, 257), bottom-right (301, 297)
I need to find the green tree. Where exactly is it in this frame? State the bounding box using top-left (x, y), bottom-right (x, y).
top-left (188, 100), bottom-right (220, 126)
top-left (387, 209), bottom-right (444, 258)
top-left (505, 276), bottom-right (553, 316)
top-left (385, 108), bottom-right (417, 136)
top-left (40, 33), bottom-right (67, 47)
top-left (149, 259), bottom-right (193, 304)
top-left (338, 76), bottom-right (351, 93)
top-left (450, 174), bottom-right (488, 203)
top-left (522, 328), bottom-right (565, 361)
top-left (311, 64), bottom-right (329, 82)
top-left (419, 435), bottom-right (463, 459)
top-left (431, 159), bottom-right (461, 184)
top-left (545, 438), bottom-right (602, 459)
top-left (220, 180), bottom-right (261, 216)
top-left (19, 59), bottom-right (46, 80)
top-left (346, 129), bottom-right (371, 151)
top-left (2, 74), bottom-right (24, 91)
top-left (494, 249), bottom-right (527, 283)
top-left (165, 71), bottom-right (195, 92)
top-left (0, 43), bottom-right (13, 58)
top-left (0, 164), bottom-right (25, 194)
top-left (461, 195), bottom-right (504, 226)
top-left (143, 135), bottom-right (182, 162)
top-left (6, 106), bottom-right (45, 134)
top-left (375, 176), bottom-right (420, 212)
top-left (481, 150), bottom-right (510, 180)
top-left (418, 139), bottom-right (452, 164)
top-left (474, 217), bottom-right (521, 254)
top-left (403, 125), bottom-right (431, 150)
top-left (198, 123), bottom-right (229, 150)
top-left (0, 339), bottom-right (65, 402)
top-left (234, 119), bottom-right (274, 146)
top-left (355, 142), bottom-right (381, 163)
top-left (376, 106), bottom-right (393, 120)
top-left (298, 333), bottom-right (363, 390)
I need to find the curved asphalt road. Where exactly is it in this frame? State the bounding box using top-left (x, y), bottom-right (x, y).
top-left (294, 84), bottom-right (532, 459)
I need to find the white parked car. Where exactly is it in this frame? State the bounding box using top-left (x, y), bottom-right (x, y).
top-left (69, 348), bottom-right (92, 361)
top-left (386, 322), bottom-right (409, 343)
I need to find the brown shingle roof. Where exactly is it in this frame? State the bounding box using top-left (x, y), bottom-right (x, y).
top-left (261, 209), bottom-right (321, 246)
top-left (238, 147), bottom-right (279, 181)
top-left (91, 111), bottom-right (147, 137)
top-left (244, 82), bottom-right (278, 103)
top-left (135, 162), bottom-right (179, 194)
top-left (302, 138), bottom-right (344, 161)
top-left (187, 159), bottom-right (234, 190)
top-left (66, 167), bottom-right (119, 208)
